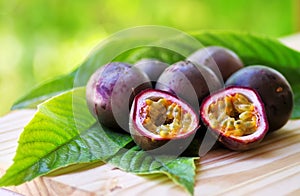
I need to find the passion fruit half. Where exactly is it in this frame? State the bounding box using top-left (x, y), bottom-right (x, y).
top-left (200, 86), bottom-right (268, 151)
top-left (129, 89), bottom-right (199, 155)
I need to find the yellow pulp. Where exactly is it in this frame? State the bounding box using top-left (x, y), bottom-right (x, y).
top-left (142, 98), bottom-right (192, 138)
top-left (208, 93), bottom-right (258, 137)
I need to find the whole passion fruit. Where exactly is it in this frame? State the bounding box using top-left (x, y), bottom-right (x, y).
top-left (188, 46), bottom-right (244, 82)
top-left (129, 89), bottom-right (199, 155)
top-left (225, 65), bottom-right (293, 132)
top-left (200, 86), bottom-right (268, 151)
top-left (134, 58), bottom-right (169, 86)
top-left (156, 60), bottom-right (222, 110)
top-left (86, 62), bottom-right (152, 131)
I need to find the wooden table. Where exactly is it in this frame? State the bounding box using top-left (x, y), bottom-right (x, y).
top-left (0, 35), bottom-right (300, 196)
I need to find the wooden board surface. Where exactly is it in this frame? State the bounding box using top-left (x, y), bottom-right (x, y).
top-left (1, 35), bottom-right (300, 196)
top-left (0, 109), bottom-right (300, 196)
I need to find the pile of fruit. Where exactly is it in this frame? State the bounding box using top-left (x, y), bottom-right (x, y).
top-left (86, 46), bottom-right (293, 154)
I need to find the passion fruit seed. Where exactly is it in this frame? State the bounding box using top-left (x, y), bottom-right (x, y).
top-left (207, 93), bottom-right (258, 137)
top-left (142, 98), bottom-right (192, 138)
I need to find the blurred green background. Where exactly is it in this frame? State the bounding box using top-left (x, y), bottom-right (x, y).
top-left (0, 0), bottom-right (299, 116)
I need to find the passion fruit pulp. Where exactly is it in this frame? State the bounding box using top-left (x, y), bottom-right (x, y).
top-left (129, 89), bottom-right (199, 154)
top-left (225, 65), bottom-right (294, 132)
top-left (200, 86), bottom-right (268, 151)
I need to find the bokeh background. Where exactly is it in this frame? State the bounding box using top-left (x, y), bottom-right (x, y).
top-left (0, 0), bottom-right (299, 116)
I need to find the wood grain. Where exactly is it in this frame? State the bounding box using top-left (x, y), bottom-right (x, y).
top-left (0, 109), bottom-right (299, 196)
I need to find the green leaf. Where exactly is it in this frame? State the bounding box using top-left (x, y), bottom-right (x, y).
top-left (108, 146), bottom-right (198, 195)
top-left (0, 88), bottom-right (132, 186)
top-left (113, 46), bottom-right (185, 64)
top-left (292, 84), bottom-right (300, 118)
top-left (11, 70), bottom-right (77, 110)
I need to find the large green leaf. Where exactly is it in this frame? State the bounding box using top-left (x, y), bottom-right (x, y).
top-left (108, 146), bottom-right (197, 195)
top-left (11, 30), bottom-right (300, 117)
top-left (0, 88), bottom-right (132, 186)
top-left (1, 87), bottom-right (197, 195)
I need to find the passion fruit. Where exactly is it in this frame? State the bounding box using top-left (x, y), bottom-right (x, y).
top-left (155, 60), bottom-right (222, 110)
top-left (134, 58), bottom-right (169, 86)
top-left (200, 86), bottom-right (268, 151)
top-left (129, 89), bottom-right (199, 155)
top-left (225, 65), bottom-right (293, 132)
top-left (188, 46), bottom-right (244, 82)
top-left (86, 62), bottom-right (152, 131)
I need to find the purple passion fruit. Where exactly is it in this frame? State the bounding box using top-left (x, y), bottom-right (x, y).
top-left (188, 46), bottom-right (244, 82)
top-left (225, 65), bottom-right (293, 132)
top-left (200, 86), bottom-right (268, 151)
top-left (86, 62), bottom-right (151, 131)
top-left (129, 89), bottom-right (199, 154)
top-left (156, 60), bottom-right (222, 109)
top-left (134, 58), bottom-right (169, 86)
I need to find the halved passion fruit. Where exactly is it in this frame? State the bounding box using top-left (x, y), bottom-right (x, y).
top-left (200, 86), bottom-right (268, 151)
top-left (129, 89), bottom-right (199, 155)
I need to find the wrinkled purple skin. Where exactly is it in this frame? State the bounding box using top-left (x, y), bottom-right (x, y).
top-left (188, 46), bottom-right (244, 82)
top-left (134, 58), bottom-right (169, 87)
top-left (86, 62), bottom-right (151, 132)
top-left (155, 60), bottom-right (222, 110)
top-left (225, 65), bottom-right (294, 132)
